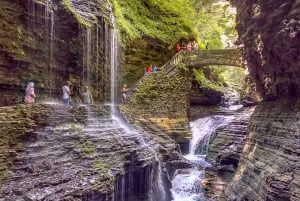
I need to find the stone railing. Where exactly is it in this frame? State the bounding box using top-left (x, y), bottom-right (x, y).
top-left (162, 49), bottom-right (243, 75)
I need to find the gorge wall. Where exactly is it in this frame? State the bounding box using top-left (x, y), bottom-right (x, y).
top-left (224, 0), bottom-right (300, 200)
top-left (0, 104), bottom-right (182, 200)
top-left (0, 0), bottom-right (114, 106)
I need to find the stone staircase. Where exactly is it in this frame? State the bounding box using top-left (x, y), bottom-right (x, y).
top-left (126, 50), bottom-right (185, 101)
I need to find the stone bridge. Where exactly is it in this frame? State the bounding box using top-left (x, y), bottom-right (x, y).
top-left (124, 48), bottom-right (244, 151)
top-left (163, 49), bottom-right (244, 74)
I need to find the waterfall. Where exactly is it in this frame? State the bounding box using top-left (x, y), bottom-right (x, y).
top-left (82, 27), bottom-right (92, 87)
top-left (110, 20), bottom-right (117, 108)
top-left (27, 0), bottom-right (55, 97)
top-left (190, 116), bottom-right (229, 156)
top-left (48, 8), bottom-right (55, 96)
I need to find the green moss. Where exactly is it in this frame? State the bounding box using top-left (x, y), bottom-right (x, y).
top-left (193, 68), bottom-right (222, 92)
top-left (69, 123), bottom-right (83, 134)
top-left (133, 75), bottom-right (159, 103)
top-left (81, 140), bottom-right (96, 156)
top-left (93, 159), bottom-right (109, 173)
top-left (61, 0), bottom-right (94, 28)
top-left (112, 0), bottom-right (198, 46)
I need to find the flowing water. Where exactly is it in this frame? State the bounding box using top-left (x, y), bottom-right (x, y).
top-left (27, 0), bottom-right (55, 96)
top-left (171, 106), bottom-right (244, 201)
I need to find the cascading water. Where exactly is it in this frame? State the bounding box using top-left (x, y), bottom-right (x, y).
top-left (109, 17), bottom-right (168, 201)
top-left (28, 0), bottom-right (55, 97)
top-left (171, 109), bottom-right (237, 201)
top-left (82, 27), bottom-right (92, 87)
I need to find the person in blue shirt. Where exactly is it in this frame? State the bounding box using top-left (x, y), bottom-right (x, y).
top-left (152, 65), bottom-right (157, 73)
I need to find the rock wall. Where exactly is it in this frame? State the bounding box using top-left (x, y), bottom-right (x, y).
top-left (224, 1), bottom-right (300, 200)
top-left (233, 0), bottom-right (300, 100)
top-left (206, 108), bottom-right (253, 169)
top-left (0, 0), bottom-right (114, 106)
top-left (0, 104), bottom-right (181, 200)
top-left (225, 100), bottom-right (300, 201)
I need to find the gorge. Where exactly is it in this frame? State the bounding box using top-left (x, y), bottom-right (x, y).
top-left (0, 0), bottom-right (299, 201)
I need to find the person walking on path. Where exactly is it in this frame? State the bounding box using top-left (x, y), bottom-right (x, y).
top-left (24, 82), bottom-right (36, 104)
top-left (152, 65), bottom-right (157, 73)
top-left (62, 81), bottom-right (72, 106)
top-left (147, 65), bottom-right (152, 73)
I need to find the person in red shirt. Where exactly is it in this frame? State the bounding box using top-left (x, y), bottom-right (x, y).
top-left (176, 44), bottom-right (181, 52)
top-left (147, 65), bottom-right (152, 73)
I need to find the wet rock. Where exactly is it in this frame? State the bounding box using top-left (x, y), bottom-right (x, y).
top-left (0, 103), bottom-right (181, 200)
top-left (225, 100), bottom-right (300, 201)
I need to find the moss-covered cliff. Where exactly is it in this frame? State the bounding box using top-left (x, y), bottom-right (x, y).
top-left (112, 0), bottom-right (236, 87)
top-left (0, 0), bottom-right (114, 106)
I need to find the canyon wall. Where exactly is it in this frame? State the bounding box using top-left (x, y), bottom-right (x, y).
top-left (224, 0), bottom-right (300, 200)
top-left (0, 0), bottom-right (113, 106)
top-left (0, 104), bottom-right (181, 200)
top-left (233, 0), bottom-right (300, 100)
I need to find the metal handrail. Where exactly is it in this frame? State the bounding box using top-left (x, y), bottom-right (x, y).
top-left (161, 50), bottom-right (185, 73)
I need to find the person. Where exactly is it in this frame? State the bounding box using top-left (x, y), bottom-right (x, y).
top-left (205, 42), bottom-right (209, 50)
top-left (144, 68), bottom-right (147, 76)
top-left (24, 82), bottom-right (36, 104)
top-left (152, 65), bottom-right (157, 73)
top-left (176, 44), bottom-right (181, 52)
top-left (62, 81), bottom-right (72, 106)
top-left (186, 42), bottom-right (192, 51)
top-left (82, 85), bottom-right (94, 105)
top-left (226, 41), bottom-right (231, 48)
top-left (147, 65), bottom-right (152, 73)
top-left (192, 40), bottom-right (198, 50)
top-left (122, 84), bottom-right (128, 103)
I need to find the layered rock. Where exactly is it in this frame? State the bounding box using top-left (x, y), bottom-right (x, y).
top-left (233, 0), bottom-right (300, 100)
top-left (200, 107), bottom-right (254, 200)
top-left (206, 107), bottom-right (254, 169)
top-left (225, 100), bottom-right (300, 201)
top-left (223, 0), bottom-right (300, 200)
top-left (0, 104), bottom-right (181, 200)
top-left (0, 0), bottom-right (113, 106)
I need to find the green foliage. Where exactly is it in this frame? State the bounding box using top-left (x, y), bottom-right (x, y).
top-left (220, 67), bottom-right (245, 89)
top-left (193, 68), bottom-right (222, 92)
top-left (193, 0), bottom-right (237, 48)
top-left (62, 0), bottom-right (93, 27)
top-left (112, 0), bottom-right (199, 45)
top-left (93, 159), bottom-right (109, 173)
top-left (81, 140), bottom-right (96, 156)
top-left (193, 65), bottom-right (245, 92)
top-left (176, 62), bottom-right (188, 73)
top-left (133, 75), bottom-right (158, 103)
top-left (69, 123), bottom-right (83, 134)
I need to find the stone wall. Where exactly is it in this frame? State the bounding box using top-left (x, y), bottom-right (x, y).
top-left (120, 70), bottom-right (192, 153)
top-left (0, 0), bottom-right (113, 106)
